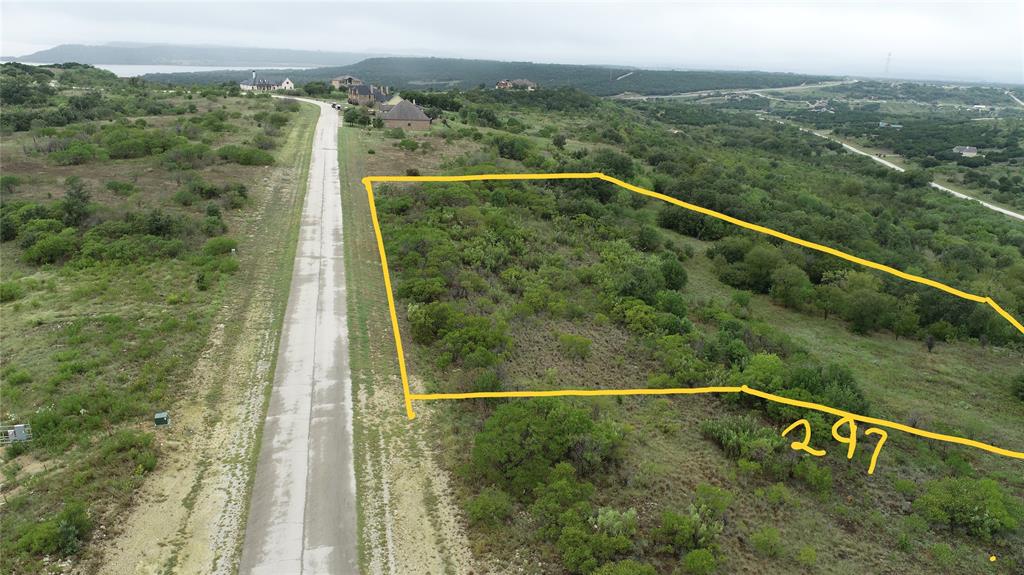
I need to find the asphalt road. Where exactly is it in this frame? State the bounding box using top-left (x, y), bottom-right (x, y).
top-left (240, 98), bottom-right (357, 574)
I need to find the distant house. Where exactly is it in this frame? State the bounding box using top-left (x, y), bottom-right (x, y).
top-left (348, 84), bottom-right (389, 107)
top-left (496, 78), bottom-right (537, 91)
top-left (239, 70), bottom-right (278, 92)
top-left (239, 71), bottom-right (292, 92)
top-left (878, 121), bottom-right (903, 129)
top-left (331, 75), bottom-right (363, 89)
top-left (953, 145), bottom-right (978, 157)
top-left (381, 100), bottom-right (431, 130)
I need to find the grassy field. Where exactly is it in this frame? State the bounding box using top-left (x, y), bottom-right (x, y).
top-left (0, 87), bottom-right (316, 573)
top-left (352, 88), bottom-right (1023, 574)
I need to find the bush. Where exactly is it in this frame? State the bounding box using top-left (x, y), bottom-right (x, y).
top-left (23, 228), bottom-right (78, 264)
top-left (473, 399), bottom-right (623, 496)
top-left (51, 141), bottom-right (105, 165)
top-left (793, 458), bottom-right (832, 495)
top-left (912, 477), bottom-right (1022, 538)
top-left (678, 548), bottom-right (716, 575)
top-left (0, 281), bottom-right (25, 302)
top-left (467, 486), bottom-right (513, 526)
top-left (105, 180), bottom-right (136, 196)
top-left (796, 545), bottom-right (817, 568)
top-left (751, 526), bottom-right (782, 557)
top-left (2, 175), bottom-right (23, 193)
top-left (700, 416), bottom-right (787, 462)
top-left (163, 142), bottom-right (211, 170)
top-left (202, 236), bottom-right (238, 256)
top-left (397, 139), bottom-right (419, 151)
top-left (593, 560), bottom-right (658, 575)
top-left (217, 144), bottom-right (274, 166)
top-left (16, 500), bottom-right (92, 557)
top-left (558, 333), bottom-right (592, 360)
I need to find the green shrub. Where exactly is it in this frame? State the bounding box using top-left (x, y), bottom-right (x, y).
top-left (700, 415), bottom-right (786, 462)
top-left (0, 281), bottom-right (25, 302)
top-left (594, 560), bottom-right (658, 575)
top-left (793, 458), bottom-right (832, 494)
top-left (16, 500), bottom-right (92, 557)
top-left (678, 548), bottom-right (716, 575)
top-left (558, 333), bottom-right (592, 360)
top-left (51, 141), bottom-right (105, 165)
top-left (17, 218), bottom-right (63, 248)
top-left (750, 526), bottom-right (782, 557)
top-left (162, 142), bottom-right (212, 170)
top-left (105, 180), bottom-right (136, 195)
top-left (797, 545), bottom-right (817, 567)
top-left (466, 486), bottom-right (513, 526)
top-left (216, 144), bottom-right (274, 166)
top-left (474, 399), bottom-right (623, 496)
top-left (202, 236), bottom-right (238, 256)
top-left (23, 228), bottom-right (78, 264)
top-left (912, 477), bottom-right (1022, 538)
top-left (2, 174), bottom-right (24, 193)
top-left (397, 139), bottom-right (419, 151)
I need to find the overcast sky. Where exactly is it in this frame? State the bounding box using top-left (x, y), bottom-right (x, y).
top-left (2, 1), bottom-right (1022, 84)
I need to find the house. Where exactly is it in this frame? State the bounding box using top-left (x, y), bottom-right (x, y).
top-left (239, 71), bottom-right (293, 92)
top-left (378, 93), bottom-right (405, 114)
top-left (331, 75), bottom-right (364, 89)
top-left (496, 78), bottom-right (537, 91)
top-left (239, 70), bottom-right (278, 92)
top-left (878, 121), bottom-right (903, 129)
top-left (348, 84), bottom-right (389, 107)
top-left (953, 145), bottom-right (978, 157)
top-left (381, 100), bottom-right (431, 130)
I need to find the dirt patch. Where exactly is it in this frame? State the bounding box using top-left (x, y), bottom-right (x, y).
top-left (341, 125), bottom-right (480, 574)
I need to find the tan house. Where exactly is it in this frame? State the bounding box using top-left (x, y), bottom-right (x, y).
top-left (331, 75), bottom-right (363, 89)
top-left (381, 100), bottom-right (431, 130)
top-left (279, 78), bottom-right (294, 90)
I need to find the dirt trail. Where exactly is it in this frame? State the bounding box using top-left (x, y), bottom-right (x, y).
top-left (339, 126), bottom-right (477, 575)
top-left (90, 106), bottom-right (317, 575)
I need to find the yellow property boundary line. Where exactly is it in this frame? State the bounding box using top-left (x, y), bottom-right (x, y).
top-left (362, 172), bottom-right (1024, 462)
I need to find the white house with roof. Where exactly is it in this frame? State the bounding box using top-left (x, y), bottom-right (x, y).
top-left (239, 71), bottom-right (293, 92)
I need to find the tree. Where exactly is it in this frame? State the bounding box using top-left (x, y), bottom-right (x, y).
top-left (61, 177), bottom-right (91, 227)
top-left (769, 264), bottom-right (812, 309)
top-left (742, 244), bottom-right (784, 293)
top-left (552, 133), bottom-right (567, 150)
top-left (472, 399), bottom-right (622, 496)
top-left (302, 81), bottom-right (330, 96)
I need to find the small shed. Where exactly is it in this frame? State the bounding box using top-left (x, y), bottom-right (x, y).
top-left (154, 411), bottom-right (170, 426)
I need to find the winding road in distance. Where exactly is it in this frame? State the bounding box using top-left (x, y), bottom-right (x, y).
top-left (240, 97), bottom-right (357, 574)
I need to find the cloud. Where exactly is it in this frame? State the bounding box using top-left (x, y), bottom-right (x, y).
top-left (2, 1), bottom-right (1021, 83)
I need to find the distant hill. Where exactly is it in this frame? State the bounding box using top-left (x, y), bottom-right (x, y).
top-left (5, 43), bottom-right (377, 68)
top-left (140, 56), bottom-right (835, 96)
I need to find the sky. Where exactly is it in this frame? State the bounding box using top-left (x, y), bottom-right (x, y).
top-left (2, 1), bottom-right (1022, 84)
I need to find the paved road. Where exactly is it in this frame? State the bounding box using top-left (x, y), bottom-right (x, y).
top-left (794, 124), bottom-right (1024, 223)
top-left (240, 98), bottom-right (357, 574)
